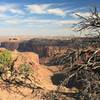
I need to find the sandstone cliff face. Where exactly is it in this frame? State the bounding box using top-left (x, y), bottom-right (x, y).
top-left (18, 44), bottom-right (69, 64)
top-left (1, 37), bottom-right (100, 59)
top-left (18, 39), bottom-right (72, 60)
top-left (1, 37), bottom-right (100, 65)
top-left (18, 37), bottom-right (100, 58)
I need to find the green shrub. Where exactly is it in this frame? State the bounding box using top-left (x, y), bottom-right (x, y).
top-left (0, 50), bottom-right (12, 80)
top-left (0, 50), bottom-right (11, 66)
top-left (0, 50), bottom-right (36, 91)
top-left (18, 63), bottom-right (33, 77)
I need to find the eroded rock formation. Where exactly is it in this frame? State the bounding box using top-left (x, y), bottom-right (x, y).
top-left (1, 37), bottom-right (19, 51)
top-left (1, 37), bottom-right (100, 65)
top-left (17, 37), bottom-right (100, 65)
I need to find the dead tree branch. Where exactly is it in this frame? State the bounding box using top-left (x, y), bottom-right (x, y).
top-left (75, 7), bottom-right (100, 36)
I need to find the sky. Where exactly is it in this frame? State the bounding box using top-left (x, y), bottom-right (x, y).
top-left (0, 0), bottom-right (100, 36)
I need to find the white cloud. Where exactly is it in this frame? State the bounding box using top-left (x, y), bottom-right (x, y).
top-left (59, 20), bottom-right (78, 25)
top-left (0, 17), bottom-right (78, 36)
top-left (0, 3), bottom-right (67, 16)
top-left (47, 8), bottom-right (66, 16)
top-left (22, 18), bottom-right (77, 27)
top-left (9, 8), bottom-right (24, 15)
top-left (0, 27), bottom-right (34, 36)
top-left (4, 19), bottom-right (20, 24)
top-left (26, 4), bottom-right (50, 14)
top-left (0, 5), bottom-right (8, 13)
top-left (0, 4), bottom-right (24, 15)
top-left (0, 11), bottom-right (77, 27)
top-left (26, 4), bottom-right (66, 16)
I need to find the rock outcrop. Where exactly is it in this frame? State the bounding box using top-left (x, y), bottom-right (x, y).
top-left (11, 50), bottom-right (39, 69)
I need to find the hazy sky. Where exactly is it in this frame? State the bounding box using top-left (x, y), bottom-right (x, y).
top-left (0, 0), bottom-right (100, 36)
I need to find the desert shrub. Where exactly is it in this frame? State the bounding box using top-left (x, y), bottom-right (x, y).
top-left (0, 50), bottom-right (42, 97)
top-left (0, 50), bottom-right (12, 79)
top-left (0, 63), bottom-right (5, 72)
top-left (0, 50), bottom-right (11, 66)
top-left (0, 50), bottom-right (33, 79)
top-left (18, 63), bottom-right (33, 77)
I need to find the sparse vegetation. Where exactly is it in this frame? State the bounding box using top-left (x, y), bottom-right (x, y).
top-left (18, 63), bottom-right (33, 77)
top-left (0, 50), bottom-right (41, 95)
top-left (0, 50), bottom-right (11, 66)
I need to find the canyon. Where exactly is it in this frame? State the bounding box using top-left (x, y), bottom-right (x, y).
top-left (18, 36), bottom-right (100, 65)
top-left (0, 36), bottom-right (100, 65)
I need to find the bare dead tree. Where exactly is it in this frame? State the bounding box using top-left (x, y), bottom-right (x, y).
top-left (75, 7), bottom-right (100, 36)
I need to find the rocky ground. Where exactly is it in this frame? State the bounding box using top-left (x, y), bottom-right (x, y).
top-left (0, 48), bottom-right (78, 100)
